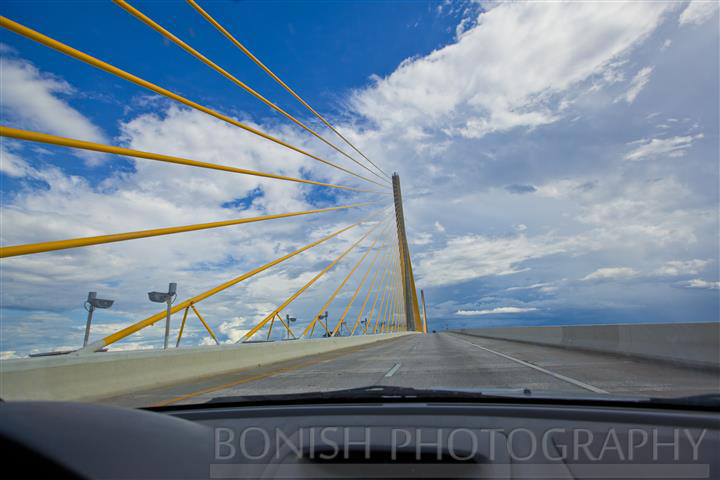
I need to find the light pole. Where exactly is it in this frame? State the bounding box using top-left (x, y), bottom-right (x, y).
top-left (83, 292), bottom-right (114, 347)
top-left (148, 282), bottom-right (177, 349)
top-left (285, 314), bottom-right (296, 340)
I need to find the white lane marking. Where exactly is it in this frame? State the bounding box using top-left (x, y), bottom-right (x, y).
top-left (451, 335), bottom-right (609, 394)
top-left (384, 363), bottom-right (402, 377)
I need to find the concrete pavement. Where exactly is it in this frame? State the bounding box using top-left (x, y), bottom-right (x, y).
top-left (100, 332), bottom-right (719, 407)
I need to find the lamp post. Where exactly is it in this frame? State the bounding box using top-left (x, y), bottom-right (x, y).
top-left (148, 283), bottom-right (177, 349)
top-left (285, 314), bottom-right (296, 340)
top-left (83, 291), bottom-right (114, 347)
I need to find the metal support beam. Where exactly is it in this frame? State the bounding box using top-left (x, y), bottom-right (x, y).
top-left (392, 174), bottom-right (422, 331)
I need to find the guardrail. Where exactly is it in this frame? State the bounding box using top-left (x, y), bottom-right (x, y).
top-left (454, 322), bottom-right (720, 370)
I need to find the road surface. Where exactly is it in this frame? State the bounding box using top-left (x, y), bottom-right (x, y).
top-left (101, 332), bottom-right (719, 407)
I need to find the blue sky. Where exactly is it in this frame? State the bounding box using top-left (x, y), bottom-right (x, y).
top-left (1, 0), bottom-right (718, 356)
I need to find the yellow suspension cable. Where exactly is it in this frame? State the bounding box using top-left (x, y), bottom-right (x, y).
top-left (0, 127), bottom-right (384, 195)
top-left (0, 202), bottom-right (375, 258)
top-left (115, 0), bottom-right (390, 186)
top-left (331, 240), bottom-right (388, 337)
top-left (390, 244), bottom-right (401, 331)
top-left (0, 16), bottom-right (389, 190)
top-left (305, 221), bottom-right (389, 338)
top-left (78, 211), bottom-right (380, 353)
top-left (349, 239), bottom-right (391, 335)
top-left (186, 0), bottom-right (390, 180)
top-left (239, 214), bottom-right (386, 343)
top-left (369, 248), bottom-right (395, 334)
top-left (378, 247), bottom-right (399, 333)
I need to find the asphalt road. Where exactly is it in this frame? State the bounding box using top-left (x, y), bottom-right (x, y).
top-left (101, 332), bottom-right (719, 408)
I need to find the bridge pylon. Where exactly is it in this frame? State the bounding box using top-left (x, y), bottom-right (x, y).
top-left (392, 174), bottom-right (422, 332)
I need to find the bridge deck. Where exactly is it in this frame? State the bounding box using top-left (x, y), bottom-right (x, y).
top-left (99, 332), bottom-right (719, 408)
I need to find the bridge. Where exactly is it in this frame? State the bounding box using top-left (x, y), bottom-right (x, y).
top-left (0, 2), bottom-right (717, 405)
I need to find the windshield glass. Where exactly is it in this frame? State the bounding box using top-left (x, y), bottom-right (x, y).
top-left (1, 0), bottom-right (718, 409)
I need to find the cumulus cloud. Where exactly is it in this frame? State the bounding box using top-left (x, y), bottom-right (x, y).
top-left (416, 233), bottom-right (571, 287)
top-left (0, 55), bottom-right (107, 165)
top-left (582, 267), bottom-right (638, 281)
top-left (679, 279), bottom-right (720, 289)
top-left (456, 307), bottom-right (538, 316)
top-left (679, 0), bottom-right (719, 26)
top-left (352, 1), bottom-right (673, 140)
top-left (654, 259), bottom-right (710, 276)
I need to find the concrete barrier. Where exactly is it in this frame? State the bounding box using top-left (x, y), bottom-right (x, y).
top-left (0, 333), bottom-right (413, 402)
top-left (454, 323), bottom-right (719, 369)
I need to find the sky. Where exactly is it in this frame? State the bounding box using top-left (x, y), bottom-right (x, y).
top-left (0, 0), bottom-right (718, 357)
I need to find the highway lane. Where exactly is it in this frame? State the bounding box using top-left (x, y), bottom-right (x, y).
top-left (100, 332), bottom-right (719, 407)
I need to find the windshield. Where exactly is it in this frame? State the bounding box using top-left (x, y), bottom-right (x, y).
top-left (1, 0), bottom-right (718, 410)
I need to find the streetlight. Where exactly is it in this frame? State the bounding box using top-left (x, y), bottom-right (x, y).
top-left (83, 292), bottom-right (114, 347)
top-left (285, 314), bottom-right (296, 340)
top-left (148, 282), bottom-right (177, 349)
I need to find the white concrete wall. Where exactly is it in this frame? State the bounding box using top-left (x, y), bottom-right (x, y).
top-left (0, 333), bottom-right (413, 402)
top-left (456, 322), bottom-right (719, 369)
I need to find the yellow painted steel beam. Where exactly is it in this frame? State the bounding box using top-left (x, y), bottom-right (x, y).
top-left (331, 241), bottom-right (388, 337)
top-left (308, 222), bottom-right (389, 338)
top-left (115, 0), bottom-right (389, 186)
top-left (0, 127), bottom-right (383, 195)
top-left (265, 314), bottom-right (276, 341)
top-left (239, 215), bottom-right (385, 342)
top-left (187, 0), bottom-right (390, 181)
top-left (276, 313), bottom-right (296, 339)
top-left (0, 16), bottom-right (389, 190)
top-left (349, 242), bottom-right (391, 336)
top-left (0, 201), bottom-right (375, 258)
top-left (191, 305), bottom-right (219, 345)
top-left (78, 213), bottom-right (379, 353)
top-left (175, 306), bottom-right (191, 347)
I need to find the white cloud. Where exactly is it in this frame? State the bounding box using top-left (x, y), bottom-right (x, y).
top-left (679, 0), bottom-right (719, 26)
top-left (582, 267), bottom-right (638, 281)
top-left (654, 259), bottom-right (710, 276)
top-left (416, 233), bottom-right (570, 287)
top-left (624, 134), bottom-right (703, 160)
top-left (619, 66), bottom-right (653, 103)
top-left (352, 1), bottom-right (673, 139)
top-left (456, 307), bottom-right (538, 316)
top-left (0, 56), bottom-right (107, 165)
top-left (680, 278), bottom-right (720, 289)
top-left (506, 281), bottom-right (558, 293)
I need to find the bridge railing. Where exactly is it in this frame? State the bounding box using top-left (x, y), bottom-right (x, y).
top-left (0, 1), bottom-right (426, 356)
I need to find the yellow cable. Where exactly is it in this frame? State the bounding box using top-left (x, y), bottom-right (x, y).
top-left (114, 0), bottom-right (390, 186)
top-left (0, 16), bottom-right (389, 189)
top-left (0, 127), bottom-right (386, 195)
top-left (79, 211), bottom-right (381, 352)
top-left (0, 203), bottom-right (376, 258)
top-left (186, 0), bottom-right (391, 180)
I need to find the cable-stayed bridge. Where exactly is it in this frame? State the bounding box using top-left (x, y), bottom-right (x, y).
top-left (0, 2), bottom-right (717, 405)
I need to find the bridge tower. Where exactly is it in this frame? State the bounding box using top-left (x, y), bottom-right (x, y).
top-left (392, 174), bottom-right (422, 332)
